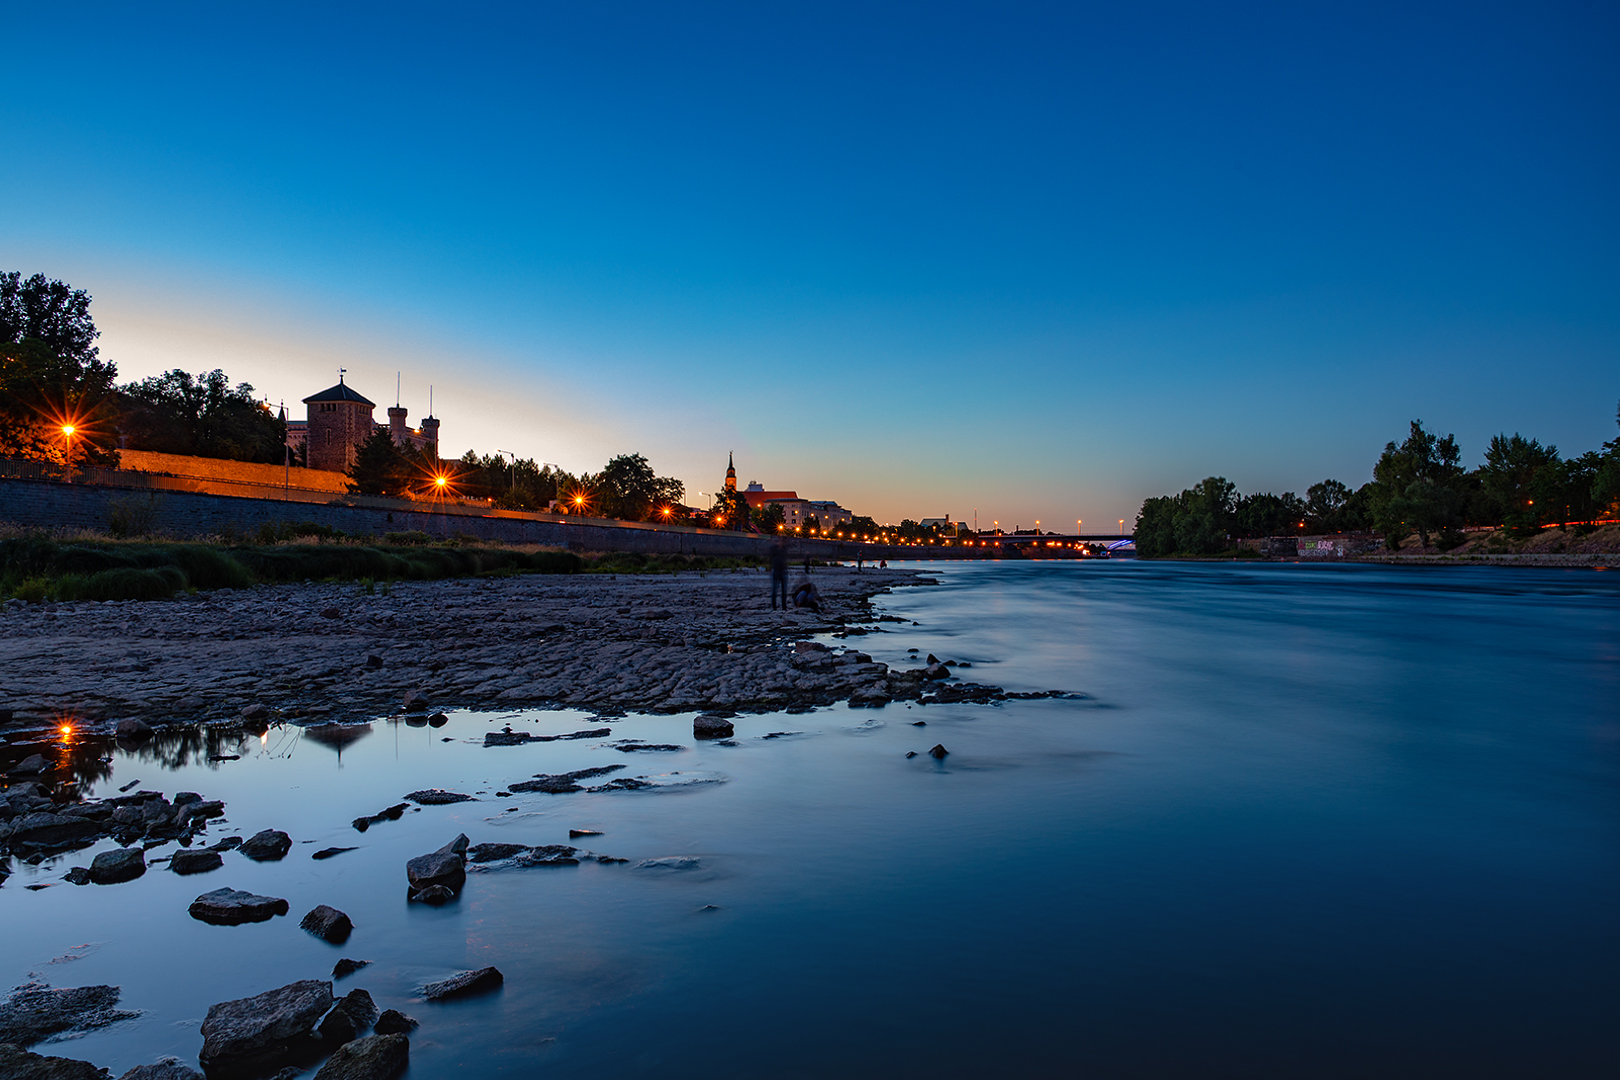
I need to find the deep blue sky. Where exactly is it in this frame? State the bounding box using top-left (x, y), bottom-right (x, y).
top-left (4, 2), bottom-right (1616, 526)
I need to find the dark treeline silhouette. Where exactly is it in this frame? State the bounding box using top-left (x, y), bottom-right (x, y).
top-left (1136, 409), bottom-right (1620, 557)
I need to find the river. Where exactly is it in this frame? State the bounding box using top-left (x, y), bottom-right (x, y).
top-left (3, 560), bottom-right (1616, 1077)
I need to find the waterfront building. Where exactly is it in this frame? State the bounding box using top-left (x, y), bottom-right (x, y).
top-left (292, 375), bottom-right (440, 473)
top-left (741, 480), bottom-right (854, 528)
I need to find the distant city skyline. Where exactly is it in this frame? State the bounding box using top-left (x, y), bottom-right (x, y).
top-left (4, 2), bottom-right (1615, 526)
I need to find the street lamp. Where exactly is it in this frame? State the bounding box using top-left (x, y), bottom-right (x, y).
top-left (494, 449), bottom-right (516, 498)
top-left (1119, 519), bottom-right (1125, 534)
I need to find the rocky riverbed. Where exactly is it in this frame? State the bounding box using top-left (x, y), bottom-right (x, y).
top-left (0, 567), bottom-right (1053, 735)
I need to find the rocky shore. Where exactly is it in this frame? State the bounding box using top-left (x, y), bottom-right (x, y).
top-left (0, 567), bottom-right (1045, 735)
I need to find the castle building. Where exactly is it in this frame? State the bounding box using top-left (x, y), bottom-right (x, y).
top-left (290, 375), bottom-right (440, 473)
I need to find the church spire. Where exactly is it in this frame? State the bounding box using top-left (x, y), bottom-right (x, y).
top-left (725, 451), bottom-right (737, 493)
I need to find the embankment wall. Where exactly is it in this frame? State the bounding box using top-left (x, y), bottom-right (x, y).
top-left (0, 476), bottom-right (905, 560)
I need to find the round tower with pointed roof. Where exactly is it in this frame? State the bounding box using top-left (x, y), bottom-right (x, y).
top-left (303, 374), bottom-right (376, 473)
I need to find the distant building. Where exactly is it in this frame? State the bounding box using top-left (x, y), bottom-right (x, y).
top-left (290, 375), bottom-right (440, 473)
top-left (741, 480), bottom-right (853, 528)
top-left (920, 516), bottom-right (959, 536)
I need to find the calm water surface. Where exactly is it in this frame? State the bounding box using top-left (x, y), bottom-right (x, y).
top-left (2, 561), bottom-right (1617, 1078)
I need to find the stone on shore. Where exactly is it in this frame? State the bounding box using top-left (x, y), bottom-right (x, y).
top-left (407, 885), bottom-right (455, 905)
top-left (11, 754), bottom-right (50, 775)
top-left (115, 718), bottom-right (154, 740)
top-left (311, 1032), bottom-right (408, 1080)
top-left (401, 690), bottom-right (431, 712)
top-left (693, 715), bottom-right (734, 739)
top-left (0, 983), bottom-right (136, 1045)
top-left (406, 834), bottom-right (468, 896)
top-left (300, 905), bottom-right (354, 944)
top-left (170, 850), bottom-right (223, 875)
top-left (189, 888), bottom-right (290, 925)
top-left (466, 843), bottom-right (528, 863)
top-left (0, 1042), bottom-right (109, 1080)
top-left (116, 1059), bottom-right (203, 1080)
top-left (312, 847), bottom-right (357, 860)
top-left (317, 988), bottom-right (378, 1045)
top-left (239, 829), bottom-right (292, 861)
top-left (420, 967), bottom-right (503, 1001)
top-left (332, 959), bottom-right (370, 979)
top-left (88, 848), bottom-right (145, 885)
top-left (929, 743), bottom-right (949, 759)
top-left (372, 1009), bottom-right (417, 1035)
top-left (402, 790), bottom-right (473, 805)
top-left (199, 979), bottom-right (332, 1066)
top-left (508, 765), bottom-right (625, 794)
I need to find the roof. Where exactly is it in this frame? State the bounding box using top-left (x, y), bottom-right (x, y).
top-left (302, 381), bottom-right (376, 406)
top-left (743, 490), bottom-right (799, 506)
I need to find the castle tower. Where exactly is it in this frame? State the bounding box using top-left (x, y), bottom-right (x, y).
top-left (419, 414), bottom-right (440, 459)
top-left (302, 375), bottom-right (376, 473)
top-left (387, 405), bottom-right (409, 446)
top-left (725, 451), bottom-right (736, 493)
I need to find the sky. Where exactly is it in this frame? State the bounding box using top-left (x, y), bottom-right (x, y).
top-left (3, 1), bottom-right (1617, 529)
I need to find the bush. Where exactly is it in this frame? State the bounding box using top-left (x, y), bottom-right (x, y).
top-left (72, 566), bottom-right (187, 601)
top-left (384, 530), bottom-right (433, 546)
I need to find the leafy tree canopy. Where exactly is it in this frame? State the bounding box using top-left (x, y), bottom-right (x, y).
top-left (117, 368), bottom-right (286, 463)
top-left (0, 272), bottom-right (119, 466)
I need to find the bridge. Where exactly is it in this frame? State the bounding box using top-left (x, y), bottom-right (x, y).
top-left (944, 533), bottom-right (1135, 557)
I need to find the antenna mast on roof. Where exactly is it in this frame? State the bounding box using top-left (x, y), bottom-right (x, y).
top-left (396, 372), bottom-right (401, 408)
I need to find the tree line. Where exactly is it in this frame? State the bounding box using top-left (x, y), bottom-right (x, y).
top-left (1135, 412), bottom-right (1620, 557)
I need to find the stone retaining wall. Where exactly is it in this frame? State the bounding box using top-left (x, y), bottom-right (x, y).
top-left (0, 475), bottom-right (906, 559)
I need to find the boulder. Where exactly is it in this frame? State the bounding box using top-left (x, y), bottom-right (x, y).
top-left (116, 1059), bottom-right (203, 1080)
top-left (239, 703), bottom-right (270, 721)
top-left (8, 813), bottom-right (103, 853)
top-left (172, 793), bottom-right (201, 807)
top-left (0, 1042), bottom-right (109, 1080)
top-left (929, 744), bottom-right (949, 759)
top-left (406, 885), bottom-right (455, 905)
top-left (115, 719), bottom-right (154, 740)
top-left (401, 690), bottom-right (431, 712)
top-left (466, 843), bottom-right (528, 863)
top-left (923, 663), bottom-right (951, 681)
top-left (317, 988), bottom-right (378, 1046)
top-left (312, 847), bottom-right (356, 861)
top-left (199, 979), bottom-right (332, 1066)
top-left (693, 715), bottom-right (734, 739)
top-left (0, 983), bottom-right (136, 1045)
top-left (300, 905), bottom-right (354, 944)
top-left (311, 1032), bottom-right (408, 1080)
top-left (372, 1009), bottom-right (417, 1035)
top-left (11, 754), bottom-right (50, 775)
top-left (365, 655), bottom-right (384, 669)
top-left (88, 848), bottom-right (145, 885)
top-left (189, 888), bottom-right (290, 925)
top-left (320, 607), bottom-right (342, 619)
top-left (63, 867), bottom-right (92, 885)
top-left (402, 789), bottom-right (472, 805)
top-left (170, 850), bottom-right (223, 875)
top-left (405, 835), bottom-right (468, 894)
top-left (239, 829), bottom-right (292, 861)
top-left (420, 967), bottom-right (503, 1001)
top-left (332, 959), bottom-right (370, 979)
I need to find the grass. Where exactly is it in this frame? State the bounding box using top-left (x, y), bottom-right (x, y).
top-left (0, 533), bottom-right (584, 603)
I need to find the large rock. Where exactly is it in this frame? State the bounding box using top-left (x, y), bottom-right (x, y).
top-left (189, 888), bottom-right (290, 925)
top-left (199, 979), bottom-right (332, 1066)
top-left (0, 983), bottom-right (136, 1045)
top-left (317, 989), bottom-right (378, 1046)
top-left (402, 789), bottom-right (473, 805)
top-left (115, 718), bottom-right (154, 740)
top-left (11, 754), bottom-right (50, 775)
top-left (300, 905), bottom-right (354, 944)
top-left (8, 813), bottom-right (103, 853)
top-left (0, 1042), bottom-right (110, 1079)
top-left (169, 850), bottom-right (223, 875)
top-left (420, 967), bottom-right (503, 1001)
top-left (372, 1010), bottom-right (416, 1035)
top-left (311, 1032), bottom-right (408, 1080)
top-left (692, 715), bottom-right (734, 739)
top-left (88, 848), bottom-right (145, 885)
top-left (239, 829), bottom-right (292, 861)
top-left (116, 1059), bottom-right (203, 1080)
top-left (405, 835), bottom-right (468, 895)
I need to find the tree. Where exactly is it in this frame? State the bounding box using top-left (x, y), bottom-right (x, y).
top-left (1368, 420), bottom-right (1465, 548)
top-left (1592, 401), bottom-right (1620, 517)
top-left (0, 272), bottom-right (120, 466)
top-left (117, 368), bottom-right (286, 462)
top-left (347, 428), bottom-right (409, 496)
top-left (1305, 479), bottom-right (1350, 532)
top-left (752, 501), bottom-right (786, 532)
top-left (1477, 433), bottom-right (1562, 529)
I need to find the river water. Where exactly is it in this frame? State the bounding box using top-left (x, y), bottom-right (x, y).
top-left (2, 560), bottom-right (1617, 1078)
